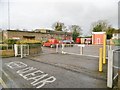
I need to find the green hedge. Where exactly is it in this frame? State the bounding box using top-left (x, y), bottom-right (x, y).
top-left (29, 43), bottom-right (41, 48)
top-left (16, 40), bottom-right (41, 44)
top-left (0, 45), bottom-right (7, 50)
top-left (4, 39), bottom-right (17, 45)
top-left (113, 39), bottom-right (120, 46)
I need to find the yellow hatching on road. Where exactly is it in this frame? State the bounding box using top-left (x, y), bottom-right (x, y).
top-left (0, 77), bottom-right (8, 88)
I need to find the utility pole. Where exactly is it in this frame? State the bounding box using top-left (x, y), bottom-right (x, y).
top-left (2, 30), bottom-right (3, 44)
top-left (8, 0), bottom-right (10, 30)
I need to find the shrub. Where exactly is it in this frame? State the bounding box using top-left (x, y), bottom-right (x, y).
top-left (112, 39), bottom-right (120, 46)
top-left (4, 39), bottom-right (17, 45)
top-left (0, 44), bottom-right (13, 50)
top-left (0, 45), bottom-right (7, 50)
top-left (0, 50), bottom-right (14, 57)
top-left (16, 40), bottom-right (41, 44)
top-left (29, 43), bottom-right (41, 48)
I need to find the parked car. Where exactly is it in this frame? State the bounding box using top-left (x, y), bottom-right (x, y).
top-left (76, 38), bottom-right (81, 44)
top-left (84, 38), bottom-right (92, 44)
top-left (43, 39), bottom-right (59, 48)
top-left (60, 40), bottom-right (74, 44)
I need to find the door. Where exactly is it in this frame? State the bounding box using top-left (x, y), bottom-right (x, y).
top-left (96, 38), bottom-right (100, 44)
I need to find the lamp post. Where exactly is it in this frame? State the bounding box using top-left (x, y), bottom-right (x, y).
top-left (8, 0), bottom-right (10, 30)
top-left (2, 30), bottom-right (3, 44)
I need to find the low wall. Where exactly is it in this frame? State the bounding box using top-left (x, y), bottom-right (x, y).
top-left (0, 50), bottom-right (14, 57)
top-left (0, 44), bottom-right (42, 57)
top-left (29, 47), bottom-right (42, 55)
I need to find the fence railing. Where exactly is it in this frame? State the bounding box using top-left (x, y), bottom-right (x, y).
top-left (56, 44), bottom-right (103, 58)
top-left (0, 44), bottom-right (14, 50)
top-left (14, 44), bottom-right (42, 58)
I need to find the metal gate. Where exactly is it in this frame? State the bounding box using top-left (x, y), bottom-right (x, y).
top-left (107, 46), bottom-right (120, 88)
top-left (56, 44), bottom-right (102, 58)
top-left (14, 44), bottom-right (29, 58)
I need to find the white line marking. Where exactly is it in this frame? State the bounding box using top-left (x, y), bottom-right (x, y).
top-left (5, 61), bottom-right (56, 88)
top-left (63, 52), bottom-right (99, 58)
top-left (113, 73), bottom-right (118, 80)
top-left (0, 77), bottom-right (8, 88)
top-left (113, 66), bottom-right (120, 69)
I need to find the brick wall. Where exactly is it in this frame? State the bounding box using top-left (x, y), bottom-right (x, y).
top-left (3, 30), bottom-right (72, 41)
top-left (7, 31), bottom-right (42, 40)
top-left (29, 47), bottom-right (42, 55)
top-left (0, 50), bottom-right (14, 57)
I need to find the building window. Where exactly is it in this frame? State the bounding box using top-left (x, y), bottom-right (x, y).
top-left (23, 36), bottom-right (35, 40)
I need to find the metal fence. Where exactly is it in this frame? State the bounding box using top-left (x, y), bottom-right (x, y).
top-left (113, 49), bottom-right (120, 83)
top-left (0, 44), bottom-right (14, 50)
top-left (107, 46), bottom-right (120, 88)
top-left (14, 44), bottom-right (42, 58)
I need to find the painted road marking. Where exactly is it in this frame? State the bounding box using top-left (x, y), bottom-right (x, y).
top-left (5, 61), bottom-right (56, 88)
top-left (5, 61), bottom-right (27, 69)
top-left (0, 77), bottom-right (8, 88)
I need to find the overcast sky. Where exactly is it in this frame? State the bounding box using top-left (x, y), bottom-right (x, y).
top-left (0, 0), bottom-right (119, 35)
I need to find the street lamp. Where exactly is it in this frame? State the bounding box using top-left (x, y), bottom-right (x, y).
top-left (8, 0), bottom-right (10, 30)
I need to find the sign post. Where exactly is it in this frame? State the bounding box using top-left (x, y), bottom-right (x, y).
top-left (56, 44), bottom-right (59, 53)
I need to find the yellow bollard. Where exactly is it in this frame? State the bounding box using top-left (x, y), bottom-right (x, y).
top-left (99, 48), bottom-right (103, 72)
top-left (103, 34), bottom-right (106, 64)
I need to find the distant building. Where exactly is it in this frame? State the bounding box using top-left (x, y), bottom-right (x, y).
top-left (31, 29), bottom-right (72, 40)
top-left (112, 30), bottom-right (120, 39)
top-left (2, 30), bottom-right (41, 41)
top-left (92, 32), bottom-right (106, 45)
top-left (2, 29), bottom-right (72, 42)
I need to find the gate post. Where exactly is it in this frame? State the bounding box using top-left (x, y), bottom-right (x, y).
top-left (78, 44), bottom-right (85, 55)
top-left (62, 44), bottom-right (64, 54)
top-left (21, 45), bottom-right (23, 58)
top-left (28, 45), bottom-right (30, 55)
top-left (107, 49), bottom-right (113, 88)
top-left (80, 47), bottom-right (83, 55)
top-left (56, 44), bottom-right (58, 53)
top-left (14, 44), bottom-right (18, 57)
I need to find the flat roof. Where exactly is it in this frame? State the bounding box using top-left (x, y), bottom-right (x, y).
top-left (92, 32), bottom-right (106, 34)
top-left (6, 30), bottom-right (39, 33)
top-left (6, 30), bottom-right (72, 35)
